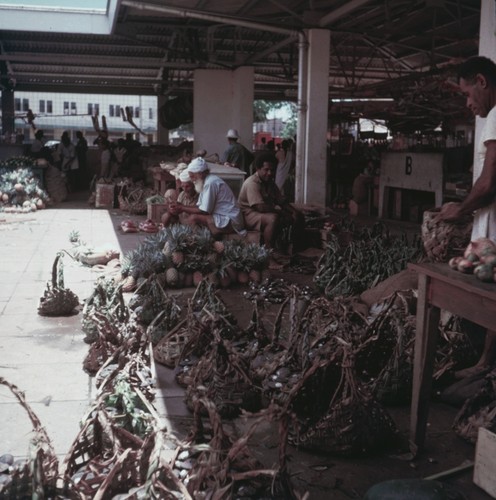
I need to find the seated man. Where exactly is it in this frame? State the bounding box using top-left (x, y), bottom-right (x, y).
top-left (220, 129), bottom-right (254, 175)
top-left (238, 153), bottom-right (305, 266)
top-left (161, 169), bottom-right (199, 227)
top-left (170, 157), bottom-right (245, 237)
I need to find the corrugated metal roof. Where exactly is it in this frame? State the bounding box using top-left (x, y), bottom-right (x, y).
top-left (0, 0), bottom-right (482, 130)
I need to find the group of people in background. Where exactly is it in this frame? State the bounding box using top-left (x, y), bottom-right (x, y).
top-left (161, 129), bottom-right (303, 269)
top-left (30, 129), bottom-right (88, 192)
top-left (30, 129), bottom-right (143, 192)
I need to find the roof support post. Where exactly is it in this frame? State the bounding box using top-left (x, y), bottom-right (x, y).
top-left (295, 29), bottom-right (330, 208)
top-left (295, 32), bottom-right (308, 204)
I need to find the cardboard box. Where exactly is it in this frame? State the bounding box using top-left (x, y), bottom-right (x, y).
top-left (147, 203), bottom-right (168, 222)
top-left (95, 183), bottom-right (115, 209)
top-left (474, 427), bottom-right (496, 498)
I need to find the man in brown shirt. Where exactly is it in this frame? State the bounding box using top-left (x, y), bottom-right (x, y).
top-left (238, 153), bottom-right (304, 266)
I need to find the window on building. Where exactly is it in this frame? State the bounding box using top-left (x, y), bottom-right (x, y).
top-left (149, 108), bottom-right (153, 119)
top-left (134, 107), bottom-right (140, 118)
top-left (39, 100), bottom-right (45, 113)
top-left (14, 98), bottom-right (21, 111)
top-left (109, 104), bottom-right (115, 117)
top-left (47, 101), bottom-right (53, 114)
top-left (115, 105), bottom-right (120, 118)
top-left (88, 103), bottom-right (99, 115)
top-left (64, 101), bottom-right (69, 115)
top-left (22, 98), bottom-right (29, 111)
top-left (71, 102), bottom-right (77, 115)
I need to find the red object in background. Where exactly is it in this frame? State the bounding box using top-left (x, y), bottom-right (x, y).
top-left (253, 131), bottom-right (282, 150)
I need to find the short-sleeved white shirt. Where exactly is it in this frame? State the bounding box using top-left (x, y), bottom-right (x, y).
top-left (197, 174), bottom-right (245, 234)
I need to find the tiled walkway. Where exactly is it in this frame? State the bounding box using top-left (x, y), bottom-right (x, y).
top-left (0, 196), bottom-right (152, 461)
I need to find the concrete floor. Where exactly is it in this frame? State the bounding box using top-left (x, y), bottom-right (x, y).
top-left (0, 194), bottom-right (492, 499)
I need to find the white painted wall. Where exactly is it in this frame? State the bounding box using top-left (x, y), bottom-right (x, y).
top-left (193, 67), bottom-right (254, 158)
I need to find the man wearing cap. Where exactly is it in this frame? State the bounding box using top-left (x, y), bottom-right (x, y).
top-left (220, 129), bottom-right (254, 175)
top-left (161, 169), bottom-right (199, 227)
top-left (169, 157), bottom-right (246, 237)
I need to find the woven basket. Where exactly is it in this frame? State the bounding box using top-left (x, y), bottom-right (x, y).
top-left (421, 207), bottom-right (472, 262)
top-left (0, 378), bottom-right (59, 499)
top-left (124, 187), bottom-right (155, 215)
top-left (153, 318), bottom-right (190, 367)
top-left (289, 358), bottom-right (398, 456)
top-left (38, 253), bottom-right (79, 317)
top-left (453, 371), bottom-right (496, 444)
top-left (60, 407), bottom-right (145, 499)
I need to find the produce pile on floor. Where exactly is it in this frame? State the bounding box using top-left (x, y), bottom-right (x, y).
top-left (0, 157), bottom-right (50, 212)
top-left (118, 224), bottom-right (271, 292)
top-left (2, 221), bottom-right (495, 498)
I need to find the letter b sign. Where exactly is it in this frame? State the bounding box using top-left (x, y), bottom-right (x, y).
top-left (405, 156), bottom-right (413, 175)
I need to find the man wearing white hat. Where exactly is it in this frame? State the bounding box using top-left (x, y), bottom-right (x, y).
top-left (220, 129), bottom-right (254, 175)
top-left (161, 168), bottom-right (199, 227)
top-left (169, 157), bottom-right (245, 237)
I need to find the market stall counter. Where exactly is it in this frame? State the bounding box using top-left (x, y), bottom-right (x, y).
top-left (408, 262), bottom-right (496, 456)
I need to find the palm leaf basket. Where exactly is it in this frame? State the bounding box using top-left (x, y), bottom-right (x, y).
top-left (453, 370), bottom-right (496, 444)
top-left (289, 353), bottom-right (398, 457)
top-left (60, 407), bottom-right (148, 499)
top-left (176, 397), bottom-right (303, 499)
top-left (421, 207), bottom-right (472, 262)
top-left (38, 252), bottom-right (79, 316)
top-left (185, 332), bottom-right (261, 418)
top-left (0, 378), bottom-right (59, 499)
top-left (356, 291), bottom-right (416, 405)
top-left (121, 186), bottom-right (155, 215)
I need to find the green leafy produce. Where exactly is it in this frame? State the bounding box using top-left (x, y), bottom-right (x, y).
top-left (314, 224), bottom-right (423, 298)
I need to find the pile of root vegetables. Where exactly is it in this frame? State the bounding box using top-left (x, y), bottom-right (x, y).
top-left (448, 237), bottom-right (496, 282)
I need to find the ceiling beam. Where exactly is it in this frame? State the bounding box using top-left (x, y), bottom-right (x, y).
top-left (0, 54), bottom-right (197, 69)
top-left (120, 0), bottom-right (299, 37)
top-left (319, 0), bottom-right (375, 27)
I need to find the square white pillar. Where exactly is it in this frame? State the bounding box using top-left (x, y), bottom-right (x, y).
top-left (194, 67), bottom-right (254, 158)
top-left (298, 29), bottom-right (330, 207)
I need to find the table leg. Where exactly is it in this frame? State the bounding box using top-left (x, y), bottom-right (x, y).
top-left (410, 273), bottom-right (440, 456)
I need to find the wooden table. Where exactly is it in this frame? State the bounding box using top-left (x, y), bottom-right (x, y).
top-left (408, 262), bottom-right (496, 456)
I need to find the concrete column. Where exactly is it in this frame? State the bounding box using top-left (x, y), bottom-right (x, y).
top-left (474, 0), bottom-right (496, 169)
top-left (295, 29), bottom-right (330, 208)
top-left (1, 88), bottom-right (15, 136)
top-left (193, 67), bottom-right (254, 158)
top-left (156, 95), bottom-right (169, 145)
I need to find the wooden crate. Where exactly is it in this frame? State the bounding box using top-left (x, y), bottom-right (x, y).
top-left (152, 170), bottom-right (176, 195)
top-left (147, 203), bottom-right (168, 223)
top-left (474, 427), bottom-right (496, 498)
top-left (95, 183), bottom-right (115, 209)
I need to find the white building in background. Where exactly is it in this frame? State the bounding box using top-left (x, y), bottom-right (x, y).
top-left (3, 91), bottom-right (158, 144)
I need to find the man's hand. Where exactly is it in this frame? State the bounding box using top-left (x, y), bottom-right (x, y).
top-left (436, 202), bottom-right (463, 223)
top-left (169, 201), bottom-right (182, 214)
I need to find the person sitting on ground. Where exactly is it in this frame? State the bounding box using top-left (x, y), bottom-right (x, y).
top-left (220, 128), bottom-right (254, 176)
top-left (238, 153), bottom-right (305, 268)
top-left (169, 157), bottom-right (245, 237)
top-left (161, 169), bottom-right (199, 227)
